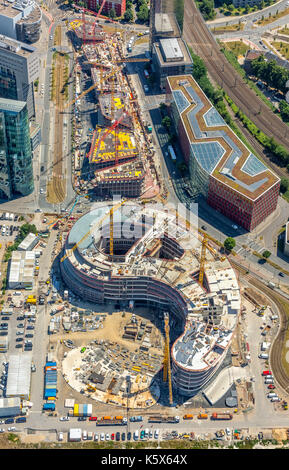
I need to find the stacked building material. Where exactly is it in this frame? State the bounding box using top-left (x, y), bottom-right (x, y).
top-left (44, 361), bottom-right (57, 401)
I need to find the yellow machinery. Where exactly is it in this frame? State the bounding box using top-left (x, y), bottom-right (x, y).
top-left (163, 312), bottom-right (173, 406)
top-left (198, 234), bottom-right (208, 286)
top-left (60, 198), bottom-right (127, 263)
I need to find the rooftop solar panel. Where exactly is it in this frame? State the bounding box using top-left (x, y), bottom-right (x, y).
top-left (241, 153), bottom-right (268, 176)
top-left (191, 141), bottom-right (225, 174)
top-left (204, 107), bottom-right (226, 127)
top-left (172, 90), bottom-right (190, 114)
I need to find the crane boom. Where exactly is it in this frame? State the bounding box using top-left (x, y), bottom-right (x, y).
top-left (198, 233), bottom-right (207, 286)
top-left (60, 199), bottom-right (127, 263)
top-left (163, 312), bottom-right (173, 406)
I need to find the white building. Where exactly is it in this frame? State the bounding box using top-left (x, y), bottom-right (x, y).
top-left (6, 353), bottom-right (32, 400)
top-left (17, 232), bottom-right (39, 251)
top-left (8, 250), bottom-right (35, 288)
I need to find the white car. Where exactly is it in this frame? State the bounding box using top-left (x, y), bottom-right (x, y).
top-left (58, 432), bottom-right (64, 441)
top-left (94, 433), bottom-right (99, 441)
top-left (105, 433), bottom-right (110, 441)
top-left (8, 427), bottom-right (16, 431)
top-left (232, 224), bottom-right (238, 229)
top-left (59, 416), bottom-right (69, 421)
top-left (154, 429), bottom-right (160, 439)
top-left (0, 428), bottom-right (4, 433)
top-left (225, 428), bottom-right (231, 436)
top-left (100, 432), bottom-right (105, 441)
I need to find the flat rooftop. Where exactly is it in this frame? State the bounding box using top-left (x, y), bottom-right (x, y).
top-left (154, 38), bottom-right (192, 66)
top-left (167, 75), bottom-right (280, 201)
top-left (89, 128), bottom-right (138, 165)
top-left (98, 93), bottom-right (132, 128)
top-left (0, 34), bottom-right (35, 57)
top-left (0, 97), bottom-right (26, 113)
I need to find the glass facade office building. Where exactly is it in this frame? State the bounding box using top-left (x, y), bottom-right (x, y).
top-left (0, 98), bottom-right (33, 199)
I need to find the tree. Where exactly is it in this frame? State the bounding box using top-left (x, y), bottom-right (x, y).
top-left (279, 100), bottom-right (289, 122)
top-left (124, 9), bottom-right (133, 22)
top-left (109, 8), bottom-right (116, 19)
top-left (224, 237), bottom-right (236, 251)
top-left (280, 178), bottom-right (289, 193)
top-left (137, 4), bottom-right (149, 22)
top-left (262, 250), bottom-right (271, 259)
top-left (162, 116), bottom-right (171, 130)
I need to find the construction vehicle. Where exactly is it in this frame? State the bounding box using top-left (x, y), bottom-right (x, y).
top-left (211, 413), bottom-right (233, 420)
top-left (183, 414), bottom-right (193, 420)
top-left (60, 198), bottom-right (127, 263)
top-left (197, 413), bottom-right (208, 419)
top-left (163, 312), bottom-right (173, 406)
top-left (96, 416), bottom-right (127, 426)
top-left (148, 415), bottom-right (179, 424)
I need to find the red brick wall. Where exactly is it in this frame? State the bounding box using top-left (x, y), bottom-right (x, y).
top-left (81, 0), bottom-right (126, 16)
top-left (207, 177), bottom-right (279, 231)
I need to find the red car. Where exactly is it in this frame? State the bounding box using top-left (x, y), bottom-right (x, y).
top-left (262, 370), bottom-right (272, 376)
top-left (89, 416), bottom-right (97, 421)
top-left (268, 385), bottom-right (275, 389)
top-left (111, 433), bottom-right (115, 440)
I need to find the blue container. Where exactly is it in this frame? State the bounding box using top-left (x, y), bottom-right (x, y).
top-left (46, 362), bottom-right (57, 367)
top-left (43, 403), bottom-right (55, 411)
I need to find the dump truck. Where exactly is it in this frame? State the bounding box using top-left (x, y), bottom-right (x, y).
top-left (183, 414), bottom-right (193, 420)
top-left (96, 416), bottom-right (127, 426)
top-left (148, 415), bottom-right (180, 423)
top-left (211, 413), bottom-right (233, 420)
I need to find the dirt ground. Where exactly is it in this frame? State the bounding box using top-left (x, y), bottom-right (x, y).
top-left (244, 288), bottom-right (268, 307)
top-left (272, 428), bottom-right (288, 442)
top-left (49, 311), bottom-right (164, 413)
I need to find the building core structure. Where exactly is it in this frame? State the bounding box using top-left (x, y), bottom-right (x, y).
top-left (60, 204), bottom-right (241, 396)
top-left (166, 75), bottom-right (280, 231)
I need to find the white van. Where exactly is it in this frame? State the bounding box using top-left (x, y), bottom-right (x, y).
top-left (268, 392), bottom-right (277, 398)
top-left (154, 429), bottom-right (160, 439)
top-left (133, 430), bottom-right (139, 441)
top-left (265, 379), bottom-right (274, 384)
top-left (259, 354), bottom-right (269, 359)
top-left (271, 397), bottom-right (280, 402)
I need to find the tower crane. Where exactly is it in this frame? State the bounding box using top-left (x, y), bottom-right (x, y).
top-left (163, 312), bottom-right (173, 406)
top-left (198, 233), bottom-right (208, 286)
top-left (60, 198), bottom-right (127, 263)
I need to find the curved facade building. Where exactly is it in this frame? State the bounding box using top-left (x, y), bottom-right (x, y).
top-left (0, 0), bottom-right (42, 44)
top-left (60, 204), bottom-right (241, 396)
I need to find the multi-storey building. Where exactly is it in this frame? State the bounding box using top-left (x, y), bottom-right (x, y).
top-left (152, 37), bottom-right (193, 89)
top-left (0, 0), bottom-right (41, 44)
top-left (0, 35), bottom-right (39, 119)
top-left (0, 98), bottom-right (34, 199)
top-left (149, 0), bottom-right (184, 53)
top-left (166, 75), bottom-right (280, 231)
top-left (60, 205), bottom-right (240, 396)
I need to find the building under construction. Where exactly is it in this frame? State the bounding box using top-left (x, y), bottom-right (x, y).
top-left (90, 161), bottom-right (145, 198)
top-left (60, 204), bottom-right (241, 397)
top-left (98, 93), bottom-right (133, 129)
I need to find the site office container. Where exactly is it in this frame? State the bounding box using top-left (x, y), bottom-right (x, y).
top-left (43, 403), bottom-right (55, 410)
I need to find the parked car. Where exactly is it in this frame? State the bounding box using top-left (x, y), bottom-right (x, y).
top-left (116, 432), bottom-right (120, 441)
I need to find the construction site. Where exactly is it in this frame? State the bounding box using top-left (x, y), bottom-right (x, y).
top-left (61, 310), bottom-right (163, 409)
top-left (59, 201), bottom-right (242, 405)
top-left (64, 4), bottom-right (161, 201)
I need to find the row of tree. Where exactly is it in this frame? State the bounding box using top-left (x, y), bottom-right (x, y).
top-left (250, 55), bottom-right (289, 95)
top-left (196, 0), bottom-right (216, 20)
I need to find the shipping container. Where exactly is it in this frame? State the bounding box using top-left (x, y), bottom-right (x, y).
top-left (43, 403), bottom-right (55, 411)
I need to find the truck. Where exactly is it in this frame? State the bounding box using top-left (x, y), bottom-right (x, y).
top-left (168, 145), bottom-right (177, 161)
top-left (268, 281), bottom-right (276, 289)
top-left (198, 413), bottom-right (208, 419)
top-left (211, 413), bottom-right (233, 421)
top-left (43, 402), bottom-right (55, 411)
top-left (130, 416), bottom-right (143, 422)
top-left (261, 325), bottom-right (271, 336)
top-left (148, 415), bottom-right (180, 423)
top-left (96, 416), bottom-right (127, 426)
top-left (183, 414), bottom-right (193, 420)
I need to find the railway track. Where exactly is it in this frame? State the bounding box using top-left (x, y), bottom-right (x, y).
top-left (231, 259), bottom-right (289, 394)
top-left (183, 0), bottom-right (289, 151)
